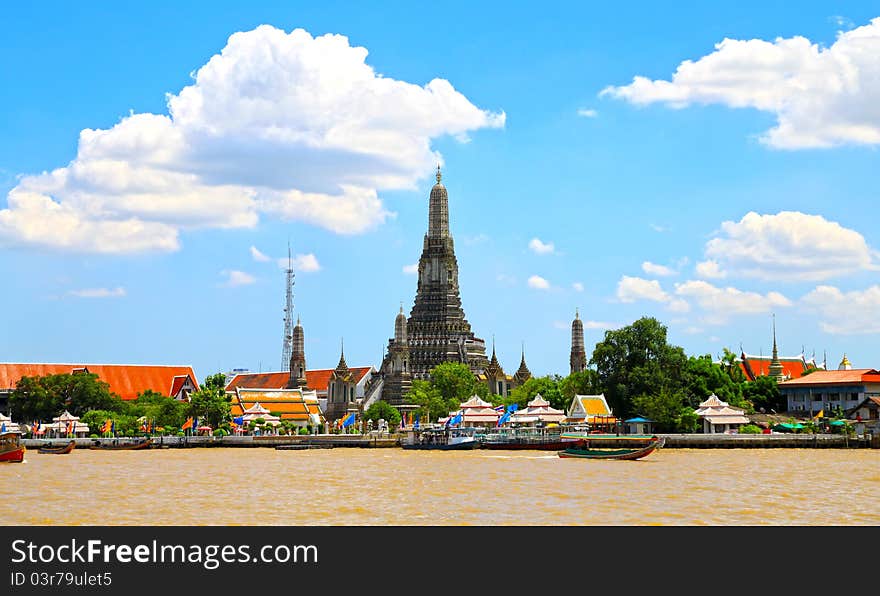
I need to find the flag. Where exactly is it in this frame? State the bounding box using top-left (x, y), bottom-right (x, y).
top-left (101, 419), bottom-right (112, 433)
top-left (233, 416), bottom-right (244, 426)
top-left (1, 423), bottom-right (5, 433)
top-left (181, 417), bottom-right (194, 431)
top-left (110, 420), bottom-right (115, 434)
top-left (342, 412), bottom-right (356, 428)
top-left (66, 421), bottom-right (73, 435)
top-left (413, 414), bottom-right (420, 429)
top-left (446, 411), bottom-right (462, 426)
top-left (493, 405), bottom-right (505, 413)
top-left (497, 411), bottom-right (511, 427)
top-left (507, 404), bottom-right (519, 413)
top-left (814, 409), bottom-right (824, 419)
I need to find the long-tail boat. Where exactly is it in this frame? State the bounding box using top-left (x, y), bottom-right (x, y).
top-left (89, 437), bottom-right (153, 451)
top-left (0, 432), bottom-right (25, 463)
top-left (38, 441), bottom-right (76, 454)
top-left (557, 434), bottom-right (665, 461)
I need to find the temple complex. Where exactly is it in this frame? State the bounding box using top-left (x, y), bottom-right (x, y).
top-left (379, 167), bottom-right (491, 404)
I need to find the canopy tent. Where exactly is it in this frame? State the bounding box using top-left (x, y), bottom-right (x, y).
top-left (0, 413), bottom-right (22, 434)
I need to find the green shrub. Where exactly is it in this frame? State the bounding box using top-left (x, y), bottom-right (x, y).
top-left (298, 427), bottom-right (309, 435)
top-left (738, 424), bottom-right (763, 434)
top-left (214, 428), bottom-right (228, 438)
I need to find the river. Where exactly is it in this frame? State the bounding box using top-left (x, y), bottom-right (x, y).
top-left (3, 448), bottom-right (878, 525)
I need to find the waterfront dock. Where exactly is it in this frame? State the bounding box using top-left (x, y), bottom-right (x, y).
top-left (659, 433), bottom-right (876, 448)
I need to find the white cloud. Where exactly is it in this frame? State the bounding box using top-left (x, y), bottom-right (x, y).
top-left (68, 287), bottom-right (126, 298)
top-left (572, 282), bottom-right (584, 292)
top-left (402, 263), bottom-right (419, 275)
top-left (577, 108), bottom-right (598, 118)
top-left (528, 275), bottom-right (551, 290)
top-left (601, 17), bottom-right (880, 148)
top-left (830, 16), bottom-right (855, 30)
top-left (616, 275), bottom-right (671, 303)
top-left (695, 259), bottom-right (726, 279)
top-left (221, 270), bottom-right (256, 287)
top-left (0, 26), bottom-right (504, 253)
top-left (276, 253), bottom-right (321, 272)
top-left (703, 211), bottom-right (876, 281)
top-left (528, 237), bottom-right (555, 255)
top-left (642, 261), bottom-right (676, 276)
top-left (250, 245), bottom-right (271, 262)
top-left (650, 224), bottom-right (669, 233)
top-left (802, 284), bottom-right (880, 334)
top-left (674, 279), bottom-right (791, 323)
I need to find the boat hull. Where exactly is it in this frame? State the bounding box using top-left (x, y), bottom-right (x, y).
top-left (401, 440), bottom-right (477, 451)
top-left (558, 438), bottom-right (664, 461)
top-left (38, 441), bottom-right (76, 454)
top-left (89, 438), bottom-right (153, 451)
top-left (0, 447), bottom-right (25, 462)
top-left (482, 440), bottom-right (582, 450)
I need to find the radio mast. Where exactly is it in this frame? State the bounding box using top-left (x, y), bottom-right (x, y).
top-left (281, 244), bottom-right (295, 372)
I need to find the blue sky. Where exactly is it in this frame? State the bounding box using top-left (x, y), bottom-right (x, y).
top-left (2, 2), bottom-right (879, 383)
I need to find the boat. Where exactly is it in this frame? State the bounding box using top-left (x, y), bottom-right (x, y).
top-left (557, 434), bottom-right (666, 460)
top-left (38, 441), bottom-right (76, 454)
top-left (480, 426), bottom-right (584, 450)
top-left (89, 437), bottom-right (153, 451)
top-left (401, 427), bottom-right (478, 450)
top-left (0, 432), bottom-right (26, 463)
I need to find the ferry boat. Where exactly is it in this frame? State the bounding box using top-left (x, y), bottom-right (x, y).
top-left (89, 437), bottom-right (153, 451)
top-left (38, 441), bottom-right (76, 454)
top-left (480, 426), bottom-right (583, 450)
top-left (401, 427), bottom-right (478, 450)
top-left (0, 432), bottom-right (26, 462)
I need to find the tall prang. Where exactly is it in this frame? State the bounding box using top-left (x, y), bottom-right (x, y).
top-left (570, 308), bottom-right (586, 374)
top-left (381, 167), bottom-right (489, 404)
top-left (286, 316), bottom-right (308, 389)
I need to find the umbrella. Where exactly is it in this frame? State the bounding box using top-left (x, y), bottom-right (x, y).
top-left (829, 420), bottom-right (846, 427)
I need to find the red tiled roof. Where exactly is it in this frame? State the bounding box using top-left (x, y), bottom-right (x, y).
top-left (169, 375), bottom-right (193, 397)
top-left (778, 369), bottom-right (880, 387)
top-left (226, 367), bottom-right (372, 392)
top-left (0, 363), bottom-right (199, 400)
top-left (232, 389), bottom-right (320, 422)
top-left (739, 355), bottom-right (808, 381)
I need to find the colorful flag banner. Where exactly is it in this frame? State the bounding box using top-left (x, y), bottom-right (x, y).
top-left (181, 417), bottom-right (194, 431)
top-left (341, 412), bottom-right (356, 428)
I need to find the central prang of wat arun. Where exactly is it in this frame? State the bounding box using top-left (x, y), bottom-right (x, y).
top-left (379, 167), bottom-right (490, 405)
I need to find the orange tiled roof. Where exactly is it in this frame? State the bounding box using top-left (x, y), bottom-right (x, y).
top-left (232, 388), bottom-right (321, 422)
top-left (0, 363), bottom-right (198, 400)
top-left (739, 355), bottom-right (808, 381)
top-left (226, 367), bottom-right (372, 392)
top-left (778, 369), bottom-right (880, 387)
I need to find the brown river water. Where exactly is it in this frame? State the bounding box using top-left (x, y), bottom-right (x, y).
top-left (3, 448), bottom-right (878, 525)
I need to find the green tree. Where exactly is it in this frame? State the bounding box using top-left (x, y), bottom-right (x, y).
top-left (742, 375), bottom-right (784, 413)
top-left (558, 370), bottom-right (602, 409)
top-left (364, 401), bottom-right (402, 428)
top-left (632, 389), bottom-right (698, 433)
top-left (9, 373), bottom-right (123, 421)
top-left (187, 372), bottom-right (231, 428)
top-left (683, 354), bottom-right (747, 410)
top-left (506, 375), bottom-right (564, 410)
top-left (590, 317), bottom-right (687, 419)
top-left (430, 362), bottom-right (484, 403)
top-left (718, 347), bottom-right (747, 384)
top-left (405, 379), bottom-right (455, 423)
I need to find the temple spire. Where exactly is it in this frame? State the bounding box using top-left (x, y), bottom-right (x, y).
top-left (570, 308), bottom-right (586, 374)
top-left (768, 314), bottom-right (784, 382)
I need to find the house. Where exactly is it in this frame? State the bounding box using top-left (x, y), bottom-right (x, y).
top-left (694, 394), bottom-right (750, 434)
top-left (0, 363), bottom-right (199, 415)
top-left (846, 396), bottom-right (880, 438)
top-left (229, 387), bottom-right (324, 430)
top-left (510, 394), bottom-right (566, 425)
top-left (778, 366), bottom-right (880, 415)
top-left (624, 417), bottom-right (654, 435)
top-left (565, 394), bottom-right (616, 430)
top-left (444, 395), bottom-right (500, 428)
top-left (225, 366), bottom-right (374, 413)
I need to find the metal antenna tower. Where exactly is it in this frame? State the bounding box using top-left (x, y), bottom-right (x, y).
top-left (281, 243), bottom-right (295, 372)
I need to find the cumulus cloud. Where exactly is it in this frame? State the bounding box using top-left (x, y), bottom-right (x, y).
top-left (642, 261), bottom-right (676, 276)
top-left (402, 263), bottom-right (419, 275)
top-left (528, 275), bottom-right (551, 290)
top-left (572, 282), bottom-right (584, 292)
top-left (674, 279), bottom-right (791, 323)
top-left (221, 270), bottom-right (256, 287)
top-left (250, 245), bottom-right (271, 262)
top-left (695, 259), bottom-right (726, 279)
top-left (68, 287), bottom-right (126, 298)
top-left (583, 320), bottom-right (619, 330)
top-left (702, 211), bottom-right (877, 281)
top-left (528, 237), bottom-right (555, 255)
top-left (616, 275), bottom-right (670, 303)
top-left (0, 26), bottom-right (504, 253)
top-left (601, 17), bottom-right (880, 148)
top-left (577, 108), bottom-right (598, 118)
top-left (802, 284), bottom-right (880, 334)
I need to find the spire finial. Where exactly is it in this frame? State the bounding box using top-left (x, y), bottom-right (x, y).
top-left (491, 334), bottom-right (496, 357)
top-left (436, 164), bottom-right (442, 184)
top-left (521, 341), bottom-right (526, 360)
top-left (296, 315), bottom-right (301, 326)
top-left (400, 301), bottom-right (404, 314)
top-left (575, 307), bottom-right (579, 320)
top-left (772, 313), bottom-right (778, 359)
